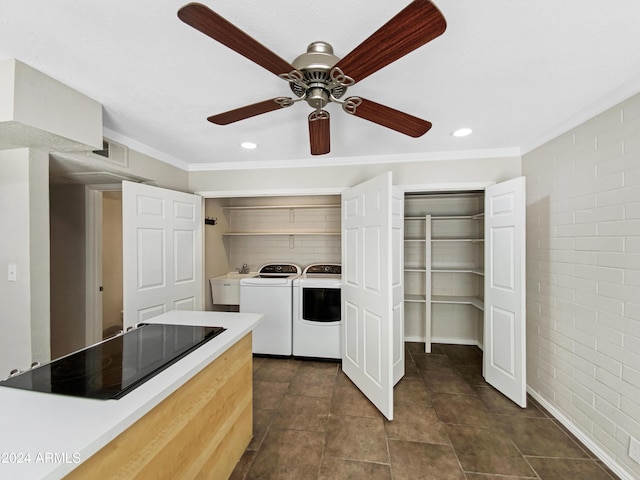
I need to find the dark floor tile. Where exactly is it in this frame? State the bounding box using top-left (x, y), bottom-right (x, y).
top-left (253, 380), bottom-right (290, 409)
top-left (388, 439), bottom-right (465, 480)
top-left (295, 359), bottom-right (339, 376)
top-left (405, 342), bottom-right (427, 354)
top-left (431, 392), bottom-right (493, 427)
top-left (526, 457), bottom-right (616, 480)
top-left (403, 356), bottom-right (422, 378)
top-left (464, 474), bottom-right (537, 480)
top-left (527, 395), bottom-right (552, 418)
top-left (272, 394), bottom-right (331, 432)
top-left (413, 353), bottom-right (455, 372)
top-left (252, 356), bottom-right (267, 373)
top-left (595, 460), bottom-right (621, 479)
top-left (246, 428), bottom-right (325, 480)
top-left (254, 358), bottom-right (300, 383)
top-left (249, 408), bottom-right (275, 450)
top-left (440, 344), bottom-right (483, 365)
top-left (288, 369), bottom-right (336, 398)
top-left (331, 374), bottom-right (382, 418)
top-left (229, 450), bottom-right (257, 480)
top-left (475, 386), bottom-right (546, 417)
top-left (385, 401), bottom-right (449, 445)
top-left (496, 416), bottom-right (590, 458)
top-left (318, 457), bottom-right (391, 480)
top-left (394, 376), bottom-right (432, 405)
top-left (324, 415), bottom-right (388, 463)
top-left (422, 369), bottom-right (477, 395)
top-left (550, 418), bottom-right (597, 458)
top-left (453, 363), bottom-right (489, 387)
top-left (446, 424), bottom-right (536, 477)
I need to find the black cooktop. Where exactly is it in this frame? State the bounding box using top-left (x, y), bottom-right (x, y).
top-left (0, 323), bottom-right (225, 400)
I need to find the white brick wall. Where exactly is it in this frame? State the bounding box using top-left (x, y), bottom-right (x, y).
top-left (524, 92), bottom-right (640, 479)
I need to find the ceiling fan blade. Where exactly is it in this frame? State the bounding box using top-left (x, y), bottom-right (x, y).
top-left (208, 98), bottom-right (292, 125)
top-left (308, 111), bottom-right (331, 155)
top-left (345, 97), bottom-right (432, 137)
top-left (334, 0), bottom-right (446, 83)
top-left (178, 3), bottom-right (295, 77)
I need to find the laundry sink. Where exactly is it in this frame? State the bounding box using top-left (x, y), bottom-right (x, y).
top-left (210, 272), bottom-right (257, 305)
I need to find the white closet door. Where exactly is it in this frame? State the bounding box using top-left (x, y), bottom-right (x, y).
top-left (392, 185), bottom-right (405, 385)
top-left (122, 181), bottom-right (203, 329)
top-left (484, 176), bottom-right (526, 407)
top-left (342, 172), bottom-right (395, 420)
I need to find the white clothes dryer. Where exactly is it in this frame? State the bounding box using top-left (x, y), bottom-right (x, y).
top-left (292, 264), bottom-right (342, 360)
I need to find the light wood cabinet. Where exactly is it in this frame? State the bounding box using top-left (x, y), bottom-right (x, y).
top-left (65, 333), bottom-right (253, 480)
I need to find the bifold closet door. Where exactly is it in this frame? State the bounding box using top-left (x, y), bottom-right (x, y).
top-left (122, 181), bottom-right (203, 330)
top-left (484, 176), bottom-right (526, 407)
top-left (341, 172), bottom-right (403, 420)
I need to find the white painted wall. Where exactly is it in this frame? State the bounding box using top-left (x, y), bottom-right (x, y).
top-left (9, 59), bottom-right (102, 149)
top-left (0, 59), bottom-right (102, 152)
top-left (189, 156), bottom-right (521, 195)
top-left (227, 195), bottom-right (341, 271)
top-left (0, 148), bottom-right (50, 376)
top-left (0, 60), bottom-right (15, 122)
top-left (203, 198), bottom-right (230, 310)
top-left (28, 149), bottom-right (50, 366)
top-left (524, 92), bottom-right (640, 479)
top-left (49, 184), bottom-right (86, 358)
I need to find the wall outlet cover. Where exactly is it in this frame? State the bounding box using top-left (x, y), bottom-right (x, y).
top-left (629, 436), bottom-right (640, 465)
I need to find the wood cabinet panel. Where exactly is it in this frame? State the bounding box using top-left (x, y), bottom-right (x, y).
top-left (65, 334), bottom-right (253, 480)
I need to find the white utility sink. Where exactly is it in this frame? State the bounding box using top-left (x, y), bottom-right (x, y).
top-left (210, 272), bottom-right (257, 305)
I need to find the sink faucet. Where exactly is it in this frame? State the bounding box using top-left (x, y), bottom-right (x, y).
top-left (237, 263), bottom-right (249, 274)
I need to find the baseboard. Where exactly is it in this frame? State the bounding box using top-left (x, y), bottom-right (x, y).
top-left (527, 388), bottom-right (636, 480)
top-left (431, 336), bottom-right (479, 346)
top-left (403, 336), bottom-right (483, 348)
top-left (404, 335), bottom-right (425, 343)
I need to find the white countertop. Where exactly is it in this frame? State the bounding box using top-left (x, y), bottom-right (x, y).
top-left (0, 311), bottom-right (263, 480)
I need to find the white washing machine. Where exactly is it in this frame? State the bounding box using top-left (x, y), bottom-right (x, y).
top-left (240, 263), bottom-right (301, 355)
top-left (293, 264), bottom-right (342, 360)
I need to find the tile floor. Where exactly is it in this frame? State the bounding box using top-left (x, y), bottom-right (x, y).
top-left (230, 343), bottom-right (620, 480)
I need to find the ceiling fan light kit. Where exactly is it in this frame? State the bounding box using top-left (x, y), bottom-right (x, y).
top-left (178, 0), bottom-right (447, 155)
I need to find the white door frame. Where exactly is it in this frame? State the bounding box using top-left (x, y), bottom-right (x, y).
top-left (85, 183), bottom-right (122, 346)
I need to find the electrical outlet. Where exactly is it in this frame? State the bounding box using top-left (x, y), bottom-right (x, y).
top-left (7, 263), bottom-right (16, 282)
top-left (630, 436), bottom-right (640, 465)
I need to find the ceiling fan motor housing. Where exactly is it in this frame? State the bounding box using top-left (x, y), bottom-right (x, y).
top-left (290, 41), bottom-right (347, 107)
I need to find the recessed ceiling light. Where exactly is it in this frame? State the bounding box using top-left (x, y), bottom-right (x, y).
top-left (240, 141), bottom-right (257, 149)
top-left (451, 128), bottom-right (473, 137)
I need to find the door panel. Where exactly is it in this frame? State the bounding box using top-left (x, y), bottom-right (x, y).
top-left (342, 172), bottom-right (396, 420)
top-left (392, 185), bottom-right (405, 385)
top-left (123, 181), bottom-right (203, 329)
top-left (484, 176), bottom-right (526, 407)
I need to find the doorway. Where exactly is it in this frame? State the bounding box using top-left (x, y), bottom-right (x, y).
top-left (101, 191), bottom-right (123, 338)
top-left (85, 184), bottom-right (123, 345)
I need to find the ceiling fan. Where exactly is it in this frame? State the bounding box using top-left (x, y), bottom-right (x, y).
top-left (177, 1), bottom-right (446, 155)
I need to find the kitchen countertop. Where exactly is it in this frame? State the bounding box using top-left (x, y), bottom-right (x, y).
top-left (0, 311), bottom-right (263, 480)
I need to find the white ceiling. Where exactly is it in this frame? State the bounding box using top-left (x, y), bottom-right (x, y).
top-left (2, 0), bottom-right (640, 171)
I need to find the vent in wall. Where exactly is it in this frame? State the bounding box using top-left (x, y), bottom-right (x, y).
top-left (88, 138), bottom-right (129, 167)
